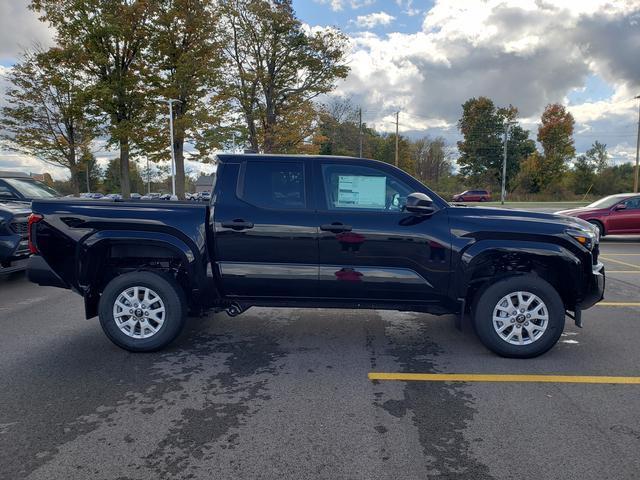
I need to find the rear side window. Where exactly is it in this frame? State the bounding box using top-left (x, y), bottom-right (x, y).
top-left (240, 161), bottom-right (306, 209)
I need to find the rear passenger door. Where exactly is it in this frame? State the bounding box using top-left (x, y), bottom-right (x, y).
top-left (213, 158), bottom-right (319, 298)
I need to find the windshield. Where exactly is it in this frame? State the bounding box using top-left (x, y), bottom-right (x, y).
top-left (586, 195), bottom-right (630, 209)
top-left (4, 178), bottom-right (59, 199)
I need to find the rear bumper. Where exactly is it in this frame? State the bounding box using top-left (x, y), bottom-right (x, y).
top-left (27, 255), bottom-right (69, 289)
top-left (578, 262), bottom-right (605, 310)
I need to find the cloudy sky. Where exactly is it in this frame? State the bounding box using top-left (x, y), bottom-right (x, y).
top-left (0, 0), bottom-right (639, 179)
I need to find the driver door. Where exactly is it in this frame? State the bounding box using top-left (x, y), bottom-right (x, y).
top-left (608, 196), bottom-right (640, 234)
top-left (314, 160), bottom-right (451, 303)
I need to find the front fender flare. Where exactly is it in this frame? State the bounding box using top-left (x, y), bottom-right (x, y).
top-left (453, 239), bottom-right (581, 303)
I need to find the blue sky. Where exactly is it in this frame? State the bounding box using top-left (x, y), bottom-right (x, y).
top-left (294, 0), bottom-right (429, 34)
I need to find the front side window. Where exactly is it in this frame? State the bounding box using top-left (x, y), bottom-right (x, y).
top-left (321, 164), bottom-right (413, 212)
top-left (622, 197), bottom-right (640, 210)
top-left (241, 161), bottom-right (305, 209)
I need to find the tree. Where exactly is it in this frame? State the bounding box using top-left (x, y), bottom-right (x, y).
top-left (571, 155), bottom-right (595, 195)
top-left (103, 158), bottom-right (145, 194)
top-left (457, 97), bottom-right (504, 186)
top-left (31, 0), bottom-right (155, 199)
top-left (146, 0), bottom-right (229, 199)
top-left (537, 103), bottom-right (576, 188)
top-left (456, 98), bottom-right (532, 189)
top-left (1, 47), bottom-right (97, 195)
top-left (221, 0), bottom-right (349, 153)
top-left (77, 145), bottom-right (102, 193)
top-left (586, 140), bottom-right (609, 173)
top-left (412, 136), bottom-right (451, 185)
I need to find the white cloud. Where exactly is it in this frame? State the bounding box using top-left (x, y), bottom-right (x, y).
top-left (333, 0), bottom-right (639, 161)
top-left (314, 0), bottom-right (375, 12)
top-left (0, 0), bottom-right (54, 61)
top-left (355, 11), bottom-right (395, 28)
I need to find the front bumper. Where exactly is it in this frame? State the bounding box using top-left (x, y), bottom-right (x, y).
top-left (579, 262), bottom-right (605, 310)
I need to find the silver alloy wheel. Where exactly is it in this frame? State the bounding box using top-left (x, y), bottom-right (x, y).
top-left (113, 286), bottom-right (166, 339)
top-left (492, 291), bottom-right (549, 346)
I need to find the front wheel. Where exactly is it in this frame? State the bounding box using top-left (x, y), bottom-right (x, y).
top-left (472, 275), bottom-right (565, 358)
top-left (98, 271), bottom-right (186, 352)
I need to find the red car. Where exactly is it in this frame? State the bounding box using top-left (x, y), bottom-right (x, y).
top-left (557, 193), bottom-right (640, 236)
top-left (452, 189), bottom-right (491, 202)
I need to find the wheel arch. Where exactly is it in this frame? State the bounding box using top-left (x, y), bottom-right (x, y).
top-left (78, 230), bottom-right (208, 318)
top-left (455, 240), bottom-right (582, 311)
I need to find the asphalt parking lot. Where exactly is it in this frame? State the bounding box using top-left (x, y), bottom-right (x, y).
top-left (1, 237), bottom-right (639, 480)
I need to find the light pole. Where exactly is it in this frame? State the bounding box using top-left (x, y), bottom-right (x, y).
top-left (157, 98), bottom-right (181, 197)
top-left (634, 95), bottom-right (640, 194)
top-left (501, 121), bottom-right (515, 205)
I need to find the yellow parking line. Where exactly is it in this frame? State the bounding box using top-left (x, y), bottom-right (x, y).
top-left (368, 373), bottom-right (640, 384)
top-left (600, 256), bottom-right (640, 269)
top-left (596, 302), bottom-right (640, 307)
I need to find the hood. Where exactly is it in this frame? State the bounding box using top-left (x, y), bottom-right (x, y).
top-left (450, 206), bottom-right (597, 233)
top-left (556, 207), bottom-right (601, 216)
top-left (0, 201), bottom-right (31, 216)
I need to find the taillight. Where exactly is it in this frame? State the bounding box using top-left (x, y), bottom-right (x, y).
top-left (28, 213), bottom-right (43, 254)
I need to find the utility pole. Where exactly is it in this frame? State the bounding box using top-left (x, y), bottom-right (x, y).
top-left (157, 98), bottom-right (181, 198)
top-left (85, 165), bottom-right (90, 194)
top-left (501, 121), bottom-right (514, 205)
top-left (358, 108), bottom-right (363, 158)
top-left (395, 111), bottom-right (399, 167)
top-left (634, 95), bottom-right (640, 193)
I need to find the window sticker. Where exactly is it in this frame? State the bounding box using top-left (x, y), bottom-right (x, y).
top-left (336, 175), bottom-right (386, 209)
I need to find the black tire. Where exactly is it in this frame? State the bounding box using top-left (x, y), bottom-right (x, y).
top-left (589, 220), bottom-right (605, 238)
top-left (472, 275), bottom-right (565, 358)
top-left (98, 271), bottom-right (186, 352)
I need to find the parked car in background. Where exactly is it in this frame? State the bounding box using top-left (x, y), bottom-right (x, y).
top-left (0, 171), bottom-right (60, 201)
top-left (80, 192), bottom-right (104, 199)
top-left (103, 193), bottom-right (123, 201)
top-left (452, 190), bottom-right (491, 202)
top-left (557, 193), bottom-right (640, 237)
top-left (130, 193), bottom-right (142, 200)
top-left (0, 201), bottom-right (31, 273)
top-left (141, 193), bottom-right (162, 200)
top-left (196, 191), bottom-right (211, 202)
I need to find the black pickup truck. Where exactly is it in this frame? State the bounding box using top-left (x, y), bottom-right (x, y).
top-left (27, 154), bottom-right (604, 357)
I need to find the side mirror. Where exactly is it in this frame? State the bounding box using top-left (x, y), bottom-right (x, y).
top-left (404, 192), bottom-right (435, 215)
top-left (614, 203), bottom-right (627, 211)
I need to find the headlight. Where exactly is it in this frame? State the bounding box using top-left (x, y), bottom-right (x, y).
top-left (567, 228), bottom-right (597, 250)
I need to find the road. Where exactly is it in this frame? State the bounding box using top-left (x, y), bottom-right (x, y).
top-left (1, 237), bottom-right (639, 480)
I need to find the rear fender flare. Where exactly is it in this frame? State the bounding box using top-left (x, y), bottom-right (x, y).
top-left (78, 230), bottom-right (202, 292)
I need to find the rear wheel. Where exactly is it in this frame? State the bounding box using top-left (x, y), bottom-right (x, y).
top-left (98, 271), bottom-right (186, 352)
top-left (472, 275), bottom-right (564, 358)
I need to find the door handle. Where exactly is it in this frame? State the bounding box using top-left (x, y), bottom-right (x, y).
top-left (221, 219), bottom-right (254, 230)
top-left (320, 223), bottom-right (352, 233)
